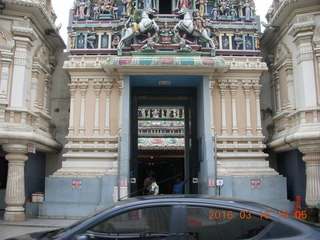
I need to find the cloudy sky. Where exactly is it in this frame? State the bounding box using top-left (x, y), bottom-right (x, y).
top-left (52, 0), bottom-right (273, 43)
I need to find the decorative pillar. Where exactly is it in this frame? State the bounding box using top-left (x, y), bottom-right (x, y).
top-left (118, 77), bottom-right (124, 133)
top-left (68, 83), bottom-right (77, 135)
top-left (218, 80), bottom-right (228, 135)
top-left (299, 141), bottom-right (320, 207)
top-left (243, 80), bottom-right (252, 135)
top-left (93, 80), bottom-right (102, 136)
top-left (228, 34), bottom-right (233, 50)
top-left (104, 80), bottom-right (112, 135)
top-left (44, 74), bottom-right (50, 113)
top-left (2, 144), bottom-right (28, 222)
top-left (291, 20), bottom-right (317, 107)
top-left (209, 78), bottom-right (216, 135)
top-left (0, 52), bottom-right (13, 102)
top-left (79, 80), bottom-right (88, 135)
top-left (228, 79), bottom-right (238, 135)
top-left (274, 71), bottom-right (281, 113)
top-left (286, 64), bottom-right (295, 109)
top-left (253, 80), bottom-right (262, 135)
top-left (30, 68), bottom-right (40, 110)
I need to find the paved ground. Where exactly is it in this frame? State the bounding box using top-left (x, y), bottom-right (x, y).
top-left (0, 217), bottom-right (78, 239)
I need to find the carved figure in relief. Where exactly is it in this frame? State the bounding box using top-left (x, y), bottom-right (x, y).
top-left (101, 0), bottom-right (113, 14)
top-left (118, 7), bottom-right (159, 50)
top-left (211, 2), bottom-right (218, 20)
top-left (122, 0), bottom-right (134, 16)
top-left (139, 32), bottom-right (157, 51)
top-left (177, 0), bottom-right (190, 9)
top-left (254, 31), bottom-right (260, 50)
top-left (70, 31), bottom-right (76, 49)
top-left (222, 35), bottom-right (229, 49)
top-left (93, 4), bottom-right (100, 18)
top-left (193, 10), bottom-right (206, 32)
top-left (245, 36), bottom-right (252, 50)
top-left (229, 5), bottom-right (237, 20)
top-left (112, 35), bottom-right (120, 48)
top-left (175, 32), bottom-right (194, 51)
top-left (196, 0), bottom-right (206, 17)
top-left (174, 7), bottom-right (215, 50)
top-left (79, 0), bottom-right (87, 18)
top-left (234, 29), bottom-right (243, 50)
top-left (244, 0), bottom-right (251, 20)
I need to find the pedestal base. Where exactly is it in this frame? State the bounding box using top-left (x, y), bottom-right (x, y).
top-left (4, 211), bottom-right (25, 222)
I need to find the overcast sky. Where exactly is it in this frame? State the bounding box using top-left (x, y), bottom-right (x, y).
top-left (52, 0), bottom-right (273, 44)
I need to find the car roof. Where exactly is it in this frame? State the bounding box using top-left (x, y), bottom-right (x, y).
top-left (108, 194), bottom-right (278, 213)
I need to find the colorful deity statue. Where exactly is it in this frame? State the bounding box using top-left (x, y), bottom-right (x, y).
top-left (196, 0), bottom-right (206, 17)
top-left (244, 0), bottom-right (252, 20)
top-left (177, 0), bottom-right (190, 9)
top-left (123, 0), bottom-right (134, 16)
top-left (193, 10), bottom-right (206, 32)
top-left (211, 2), bottom-right (218, 20)
top-left (101, 0), bottom-right (113, 14)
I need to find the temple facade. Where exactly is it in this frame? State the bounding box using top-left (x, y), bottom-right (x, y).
top-left (261, 0), bottom-right (320, 209)
top-left (0, 0), bottom-right (65, 221)
top-left (0, 0), bottom-right (319, 221)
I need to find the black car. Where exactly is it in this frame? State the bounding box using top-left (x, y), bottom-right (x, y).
top-left (7, 195), bottom-right (320, 240)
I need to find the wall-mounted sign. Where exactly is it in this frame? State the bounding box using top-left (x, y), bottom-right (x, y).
top-left (27, 144), bottom-right (36, 154)
top-left (72, 180), bottom-right (82, 190)
top-left (192, 178), bottom-right (198, 184)
top-left (216, 179), bottom-right (224, 187)
top-left (121, 178), bottom-right (127, 187)
top-left (131, 178), bottom-right (136, 184)
top-left (208, 178), bottom-right (215, 188)
top-left (251, 179), bottom-right (261, 189)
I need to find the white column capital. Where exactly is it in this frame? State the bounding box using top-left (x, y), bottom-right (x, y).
top-left (299, 140), bottom-right (320, 207)
top-left (2, 143), bottom-right (28, 157)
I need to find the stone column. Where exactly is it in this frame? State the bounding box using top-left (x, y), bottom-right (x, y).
top-left (253, 80), bottom-right (262, 135)
top-left (118, 77), bottom-right (124, 133)
top-left (44, 74), bottom-right (50, 113)
top-left (285, 59), bottom-right (295, 109)
top-left (218, 80), bottom-right (228, 135)
top-left (292, 20), bottom-right (317, 107)
top-left (2, 143), bottom-right (28, 222)
top-left (299, 141), bottom-right (320, 207)
top-left (79, 80), bottom-right (88, 135)
top-left (93, 80), bottom-right (102, 136)
top-left (104, 81), bottom-right (112, 135)
top-left (274, 71), bottom-right (281, 113)
top-left (0, 51), bottom-right (13, 102)
top-left (229, 79), bottom-right (238, 135)
top-left (243, 80), bottom-right (252, 135)
top-left (209, 79), bottom-right (216, 135)
top-left (68, 83), bottom-right (77, 135)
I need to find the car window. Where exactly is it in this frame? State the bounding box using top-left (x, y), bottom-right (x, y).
top-left (185, 206), bottom-right (271, 240)
top-left (85, 206), bottom-right (173, 239)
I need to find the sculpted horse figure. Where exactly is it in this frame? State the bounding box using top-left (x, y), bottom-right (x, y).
top-left (118, 7), bottom-right (159, 50)
top-left (174, 7), bottom-right (215, 50)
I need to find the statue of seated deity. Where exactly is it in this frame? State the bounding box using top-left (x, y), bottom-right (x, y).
top-left (100, 0), bottom-right (113, 14)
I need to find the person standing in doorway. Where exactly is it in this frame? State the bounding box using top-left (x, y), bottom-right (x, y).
top-left (173, 176), bottom-right (189, 194)
top-left (150, 178), bottom-right (159, 195)
top-left (143, 170), bottom-right (154, 195)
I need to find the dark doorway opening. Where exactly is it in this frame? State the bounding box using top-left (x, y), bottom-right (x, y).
top-left (130, 87), bottom-right (198, 197)
top-left (138, 150), bottom-right (184, 195)
top-left (0, 156), bottom-right (8, 190)
top-left (159, 0), bottom-right (172, 14)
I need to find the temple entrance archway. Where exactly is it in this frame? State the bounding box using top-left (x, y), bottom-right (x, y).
top-left (130, 87), bottom-right (198, 196)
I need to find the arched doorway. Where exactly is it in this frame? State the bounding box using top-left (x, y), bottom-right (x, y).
top-left (130, 87), bottom-right (198, 196)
